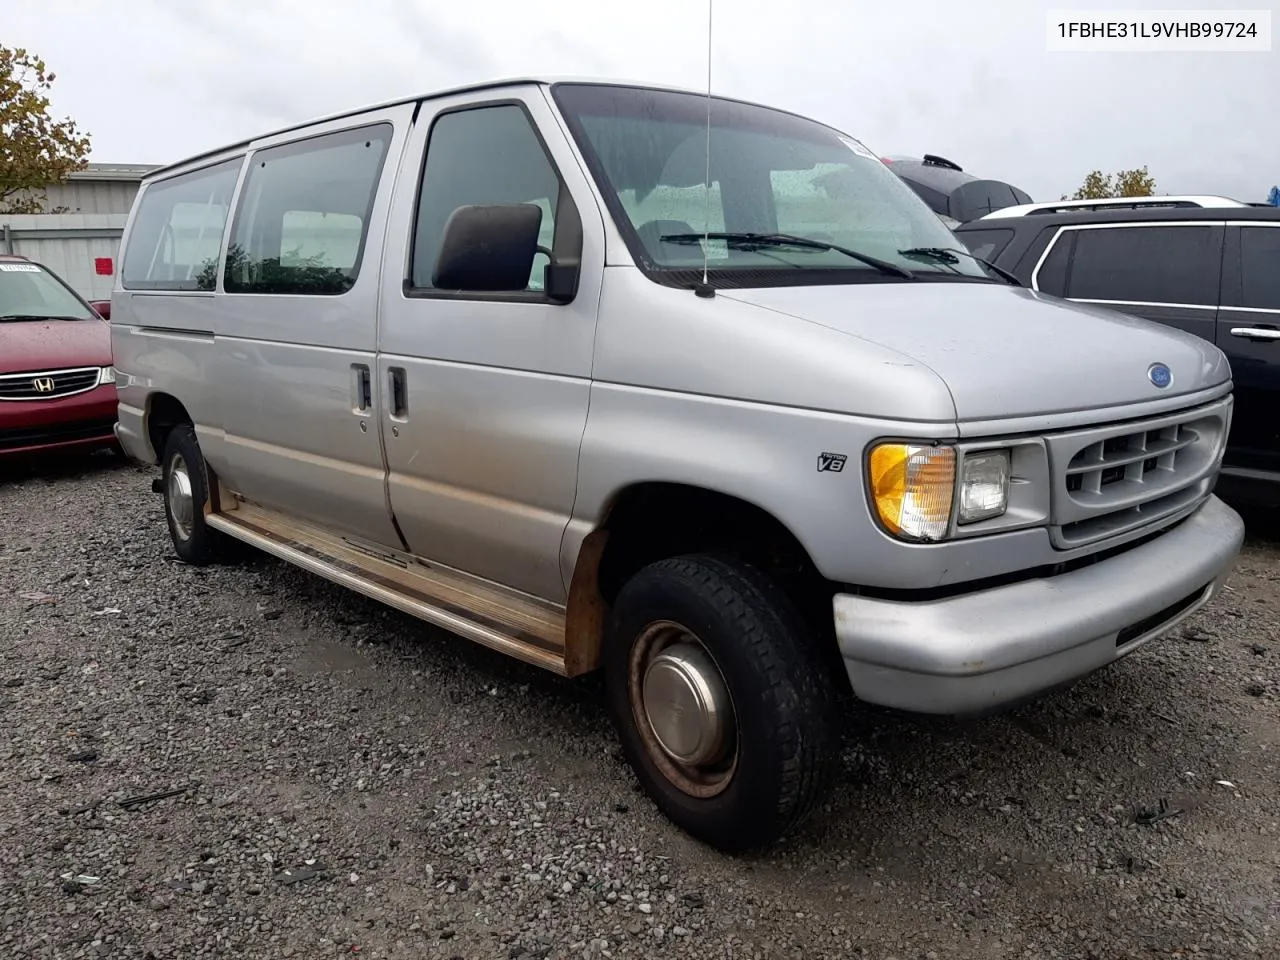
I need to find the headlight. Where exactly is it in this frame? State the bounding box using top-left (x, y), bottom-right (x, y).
top-left (868, 443), bottom-right (955, 541)
top-left (869, 443), bottom-right (1013, 540)
top-left (957, 451), bottom-right (1009, 524)
top-left (99, 366), bottom-right (116, 385)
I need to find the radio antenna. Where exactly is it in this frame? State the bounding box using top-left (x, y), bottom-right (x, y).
top-left (694, 0), bottom-right (715, 298)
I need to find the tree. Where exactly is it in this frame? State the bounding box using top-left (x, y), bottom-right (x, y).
top-left (1062, 166), bottom-right (1157, 201)
top-left (1113, 166), bottom-right (1156, 197)
top-left (0, 46), bottom-right (92, 214)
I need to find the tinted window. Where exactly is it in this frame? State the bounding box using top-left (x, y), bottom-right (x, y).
top-left (224, 123), bottom-right (391, 295)
top-left (1034, 232), bottom-right (1073, 295)
top-left (1240, 226), bottom-right (1280, 310)
top-left (956, 228), bottom-right (1014, 263)
top-left (1065, 225), bottom-right (1219, 306)
top-left (122, 158), bottom-right (241, 291)
top-left (412, 105), bottom-right (560, 291)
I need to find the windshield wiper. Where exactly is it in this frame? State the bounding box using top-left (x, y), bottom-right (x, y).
top-left (0, 313), bottom-right (90, 322)
top-left (897, 247), bottom-right (1021, 286)
top-left (659, 231), bottom-right (914, 280)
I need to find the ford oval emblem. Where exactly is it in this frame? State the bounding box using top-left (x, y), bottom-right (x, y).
top-left (1147, 362), bottom-right (1172, 389)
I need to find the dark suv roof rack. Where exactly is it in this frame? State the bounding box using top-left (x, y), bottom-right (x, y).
top-left (979, 195), bottom-right (1248, 219)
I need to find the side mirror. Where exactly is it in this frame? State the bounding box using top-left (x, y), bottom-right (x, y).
top-left (433, 203), bottom-right (543, 292)
top-left (89, 299), bottom-right (111, 320)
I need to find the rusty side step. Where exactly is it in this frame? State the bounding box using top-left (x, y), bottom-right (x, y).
top-left (206, 499), bottom-right (568, 675)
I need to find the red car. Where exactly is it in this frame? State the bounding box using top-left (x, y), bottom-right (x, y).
top-left (0, 254), bottom-right (119, 460)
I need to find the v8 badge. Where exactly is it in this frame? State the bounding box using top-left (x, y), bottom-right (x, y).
top-left (817, 452), bottom-right (847, 473)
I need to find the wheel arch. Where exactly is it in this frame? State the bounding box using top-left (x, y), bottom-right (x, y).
top-left (144, 392), bottom-right (195, 465)
top-left (563, 480), bottom-right (834, 677)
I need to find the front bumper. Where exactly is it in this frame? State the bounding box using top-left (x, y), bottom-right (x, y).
top-left (834, 495), bottom-right (1245, 715)
top-left (114, 403), bottom-right (153, 464)
top-left (0, 384), bottom-right (119, 458)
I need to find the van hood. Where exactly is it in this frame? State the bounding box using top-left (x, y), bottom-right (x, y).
top-left (718, 282), bottom-right (1231, 422)
top-left (0, 317), bottom-right (112, 375)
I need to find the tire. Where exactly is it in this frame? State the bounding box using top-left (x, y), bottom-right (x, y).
top-left (603, 554), bottom-right (839, 852)
top-left (160, 424), bottom-right (236, 566)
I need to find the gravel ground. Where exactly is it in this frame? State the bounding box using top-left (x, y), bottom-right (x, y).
top-left (1, 453), bottom-right (1277, 960)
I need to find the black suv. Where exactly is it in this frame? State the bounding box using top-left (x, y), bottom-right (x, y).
top-left (954, 197), bottom-right (1280, 486)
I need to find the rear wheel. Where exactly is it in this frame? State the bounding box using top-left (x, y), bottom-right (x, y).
top-left (604, 554), bottom-right (839, 852)
top-left (160, 424), bottom-right (237, 566)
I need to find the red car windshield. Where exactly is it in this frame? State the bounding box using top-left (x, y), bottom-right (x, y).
top-left (0, 262), bottom-right (96, 321)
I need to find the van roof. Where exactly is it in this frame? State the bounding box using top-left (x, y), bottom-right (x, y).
top-left (146, 76), bottom-right (828, 182)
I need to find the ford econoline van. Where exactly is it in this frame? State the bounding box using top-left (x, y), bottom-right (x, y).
top-left (110, 78), bottom-right (1245, 852)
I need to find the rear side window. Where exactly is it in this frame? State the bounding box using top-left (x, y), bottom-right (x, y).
top-left (1064, 225), bottom-right (1220, 306)
top-left (956, 228), bottom-right (1014, 263)
top-left (225, 123), bottom-right (392, 296)
top-left (1240, 226), bottom-right (1280, 310)
top-left (1032, 230), bottom-right (1074, 296)
top-left (121, 158), bottom-right (242, 291)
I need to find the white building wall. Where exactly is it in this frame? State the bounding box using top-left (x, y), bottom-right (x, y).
top-left (1, 213), bottom-right (127, 302)
top-left (43, 178), bottom-right (141, 215)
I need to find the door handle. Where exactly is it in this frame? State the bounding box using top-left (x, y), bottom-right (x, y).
top-left (351, 363), bottom-right (372, 412)
top-left (388, 367), bottom-right (408, 420)
top-left (1229, 327), bottom-right (1280, 341)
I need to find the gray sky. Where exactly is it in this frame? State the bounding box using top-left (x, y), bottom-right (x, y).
top-left (10, 0), bottom-right (1279, 202)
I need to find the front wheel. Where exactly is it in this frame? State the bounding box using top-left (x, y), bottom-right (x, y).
top-left (604, 555), bottom-right (839, 852)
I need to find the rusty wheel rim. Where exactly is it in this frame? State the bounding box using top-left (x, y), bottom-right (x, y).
top-left (627, 619), bottom-right (738, 799)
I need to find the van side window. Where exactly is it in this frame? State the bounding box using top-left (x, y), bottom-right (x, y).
top-left (1240, 226), bottom-right (1280, 310)
top-left (224, 123), bottom-right (392, 296)
top-left (1064, 225), bottom-right (1220, 306)
top-left (411, 104), bottom-right (560, 291)
top-left (121, 158), bottom-right (242, 291)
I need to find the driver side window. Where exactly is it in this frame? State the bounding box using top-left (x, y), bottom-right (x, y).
top-left (412, 104), bottom-right (560, 292)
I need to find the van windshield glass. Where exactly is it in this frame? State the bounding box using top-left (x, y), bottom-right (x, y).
top-left (0, 262), bottom-right (96, 321)
top-left (551, 83), bottom-right (989, 286)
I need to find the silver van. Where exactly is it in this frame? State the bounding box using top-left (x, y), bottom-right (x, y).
top-left (110, 77), bottom-right (1245, 852)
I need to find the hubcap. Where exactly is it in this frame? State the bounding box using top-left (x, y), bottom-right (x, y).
top-left (167, 453), bottom-right (195, 541)
top-left (629, 621), bottom-right (738, 798)
top-left (643, 643), bottom-right (729, 766)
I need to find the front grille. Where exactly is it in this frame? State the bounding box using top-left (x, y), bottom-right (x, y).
top-left (0, 417), bottom-right (116, 451)
top-left (0, 367), bottom-right (102, 401)
top-left (1045, 396), bottom-right (1230, 548)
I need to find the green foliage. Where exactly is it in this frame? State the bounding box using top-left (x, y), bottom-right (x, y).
top-left (198, 244), bottom-right (353, 295)
top-left (0, 46), bottom-right (92, 214)
top-left (1062, 166), bottom-right (1157, 201)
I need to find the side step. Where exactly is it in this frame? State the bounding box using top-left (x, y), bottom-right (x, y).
top-left (206, 500), bottom-right (569, 675)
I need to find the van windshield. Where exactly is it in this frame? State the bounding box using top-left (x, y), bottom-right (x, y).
top-left (0, 262), bottom-right (96, 321)
top-left (551, 83), bottom-right (990, 287)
